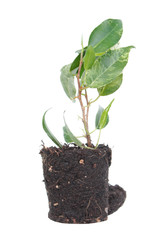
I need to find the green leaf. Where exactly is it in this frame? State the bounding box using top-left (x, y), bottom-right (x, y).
top-left (98, 99), bottom-right (114, 129)
top-left (98, 74), bottom-right (123, 96)
top-left (80, 63), bottom-right (85, 78)
top-left (63, 126), bottom-right (73, 142)
top-left (70, 53), bottom-right (81, 72)
top-left (60, 64), bottom-right (76, 100)
top-left (63, 115), bottom-right (83, 147)
top-left (95, 106), bottom-right (109, 129)
top-left (70, 67), bottom-right (79, 75)
top-left (86, 46), bottom-right (134, 88)
top-left (95, 106), bottom-right (104, 128)
top-left (84, 46), bottom-right (96, 70)
top-left (42, 109), bottom-right (62, 148)
top-left (70, 50), bottom-right (86, 72)
top-left (88, 19), bottom-right (123, 54)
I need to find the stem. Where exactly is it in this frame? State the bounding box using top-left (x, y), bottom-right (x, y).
top-left (84, 89), bottom-right (92, 147)
top-left (84, 95), bottom-right (100, 107)
top-left (89, 129), bottom-right (97, 135)
top-left (76, 48), bottom-right (92, 147)
top-left (76, 135), bottom-right (86, 138)
top-left (89, 95), bottom-right (100, 104)
top-left (77, 128), bottom-right (97, 138)
top-left (84, 146), bottom-right (95, 150)
top-left (95, 129), bottom-right (102, 148)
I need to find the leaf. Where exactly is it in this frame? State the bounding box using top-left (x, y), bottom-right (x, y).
top-left (63, 126), bottom-right (73, 142)
top-left (42, 109), bottom-right (62, 148)
top-left (88, 19), bottom-right (123, 54)
top-left (80, 63), bottom-right (85, 78)
top-left (70, 67), bottom-right (79, 75)
top-left (95, 106), bottom-right (104, 128)
top-left (99, 111), bottom-right (109, 129)
top-left (84, 46), bottom-right (96, 70)
top-left (70, 50), bottom-right (86, 72)
top-left (70, 53), bottom-right (81, 72)
top-left (98, 74), bottom-right (123, 96)
top-left (76, 46), bottom-right (87, 54)
top-left (85, 46), bottom-right (134, 88)
top-left (60, 64), bottom-right (76, 100)
top-left (95, 106), bottom-right (109, 129)
top-left (63, 115), bottom-right (83, 147)
top-left (98, 99), bottom-right (114, 129)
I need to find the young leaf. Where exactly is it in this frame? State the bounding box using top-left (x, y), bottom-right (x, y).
top-left (60, 64), bottom-right (76, 100)
top-left (86, 46), bottom-right (134, 88)
top-left (88, 19), bottom-right (123, 54)
top-left (98, 74), bottom-right (123, 96)
top-left (63, 126), bottom-right (73, 143)
top-left (63, 115), bottom-right (83, 147)
top-left (42, 109), bottom-right (62, 148)
top-left (99, 111), bottom-right (109, 129)
top-left (98, 99), bottom-right (114, 129)
top-left (84, 46), bottom-right (96, 70)
top-left (95, 106), bottom-right (109, 129)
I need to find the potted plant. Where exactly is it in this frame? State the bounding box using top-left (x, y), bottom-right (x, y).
top-left (40, 18), bottom-right (134, 224)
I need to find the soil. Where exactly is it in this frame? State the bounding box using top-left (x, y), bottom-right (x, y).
top-left (40, 144), bottom-right (126, 224)
top-left (108, 184), bottom-right (126, 215)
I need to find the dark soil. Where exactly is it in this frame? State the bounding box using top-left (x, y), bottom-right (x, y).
top-left (40, 145), bottom-right (126, 224)
top-left (108, 185), bottom-right (126, 215)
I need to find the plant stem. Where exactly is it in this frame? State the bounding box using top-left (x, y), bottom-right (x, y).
top-left (76, 128), bottom-right (97, 138)
top-left (85, 88), bottom-right (92, 147)
top-left (84, 95), bottom-right (100, 107)
top-left (76, 135), bottom-right (86, 138)
top-left (76, 49), bottom-right (92, 147)
top-left (89, 129), bottom-right (97, 135)
top-left (89, 95), bottom-right (100, 104)
top-left (84, 146), bottom-right (94, 150)
top-left (95, 129), bottom-right (102, 148)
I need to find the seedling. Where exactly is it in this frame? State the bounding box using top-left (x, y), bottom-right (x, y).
top-left (43, 19), bottom-right (134, 149)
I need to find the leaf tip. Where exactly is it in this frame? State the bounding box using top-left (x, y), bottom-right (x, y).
top-left (129, 45), bottom-right (136, 49)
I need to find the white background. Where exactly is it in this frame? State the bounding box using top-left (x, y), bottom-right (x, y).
top-left (0, 0), bottom-right (160, 239)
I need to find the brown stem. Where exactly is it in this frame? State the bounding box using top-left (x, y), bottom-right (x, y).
top-left (85, 89), bottom-right (92, 147)
top-left (76, 50), bottom-right (92, 147)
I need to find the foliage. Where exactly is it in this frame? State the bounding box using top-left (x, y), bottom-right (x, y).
top-left (42, 109), bottom-right (62, 148)
top-left (43, 19), bottom-right (134, 149)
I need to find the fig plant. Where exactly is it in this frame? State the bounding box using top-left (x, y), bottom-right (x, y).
top-left (43, 18), bottom-right (134, 149)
